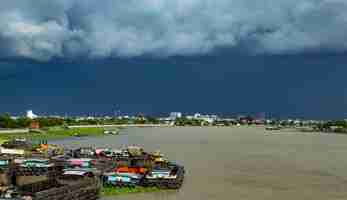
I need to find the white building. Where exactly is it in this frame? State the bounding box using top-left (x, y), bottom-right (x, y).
top-left (193, 113), bottom-right (218, 124)
top-left (26, 110), bottom-right (38, 119)
top-left (194, 113), bottom-right (201, 118)
top-left (169, 112), bottom-right (182, 120)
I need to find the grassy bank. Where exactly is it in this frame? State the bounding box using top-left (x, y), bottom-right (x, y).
top-left (0, 127), bottom-right (107, 142)
top-left (101, 186), bottom-right (162, 196)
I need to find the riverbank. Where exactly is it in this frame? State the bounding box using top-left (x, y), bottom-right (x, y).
top-left (101, 186), bottom-right (162, 196)
top-left (0, 127), bottom-right (108, 142)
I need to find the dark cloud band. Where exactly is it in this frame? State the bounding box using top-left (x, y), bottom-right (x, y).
top-left (0, 0), bottom-right (346, 60)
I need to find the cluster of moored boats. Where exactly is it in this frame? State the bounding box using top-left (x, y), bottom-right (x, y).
top-left (0, 139), bottom-right (185, 200)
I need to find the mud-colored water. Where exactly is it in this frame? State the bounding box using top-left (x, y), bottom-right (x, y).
top-left (54, 127), bottom-right (347, 200)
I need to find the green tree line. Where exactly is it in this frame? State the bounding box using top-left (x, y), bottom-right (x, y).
top-left (0, 114), bottom-right (64, 128)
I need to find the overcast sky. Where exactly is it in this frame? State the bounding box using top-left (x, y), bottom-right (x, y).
top-left (0, 1), bottom-right (346, 118)
top-left (1, 0), bottom-right (346, 60)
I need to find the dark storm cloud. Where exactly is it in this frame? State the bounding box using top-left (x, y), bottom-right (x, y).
top-left (0, 0), bottom-right (346, 60)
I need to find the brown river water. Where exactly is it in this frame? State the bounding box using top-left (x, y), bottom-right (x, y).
top-left (54, 127), bottom-right (347, 200)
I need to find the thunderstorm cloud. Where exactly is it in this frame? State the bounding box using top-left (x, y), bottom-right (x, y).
top-left (0, 0), bottom-right (347, 60)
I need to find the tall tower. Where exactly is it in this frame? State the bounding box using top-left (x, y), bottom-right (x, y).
top-left (26, 110), bottom-right (38, 119)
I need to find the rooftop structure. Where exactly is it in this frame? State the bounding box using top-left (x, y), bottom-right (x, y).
top-left (26, 110), bottom-right (38, 119)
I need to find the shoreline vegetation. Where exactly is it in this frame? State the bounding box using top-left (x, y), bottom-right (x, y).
top-left (1, 123), bottom-right (347, 144)
top-left (0, 127), bottom-right (109, 143)
top-left (268, 120), bottom-right (347, 135)
top-left (1, 124), bottom-right (347, 144)
top-left (101, 186), bottom-right (165, 196)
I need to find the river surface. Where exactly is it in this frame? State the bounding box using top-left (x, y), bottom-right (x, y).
top-left (53, 127), bottom-right (347, 200)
